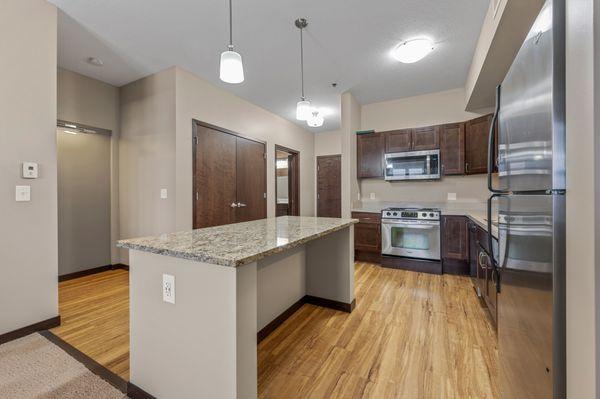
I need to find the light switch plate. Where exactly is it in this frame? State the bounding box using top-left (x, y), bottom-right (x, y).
top-left (162, 274), bottom-right (175, 304)
top-left (447, 192), bottom-right (457, 201)
top-left (16, 185), bottom-right (31, 202)
top-left (22, 162), bottom-right (38, 179)
top-left (160, 188), bottom-right (168, 199)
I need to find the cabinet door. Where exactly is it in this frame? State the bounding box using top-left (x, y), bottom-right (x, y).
top-left (465, 114), bottom-right (493, 174)
top-left (357, 133), bottom-right (385, 178)
top-left (412, 125), bottom-right (440, 150)
top-left (468, 221), bottom-right (478, 277)
top-left (354, 223), bottom-right (381, 252)
top-left (440, 123), bottom-right (465, 175)
top-left (442, 216), bottom-right (469, 260)
top-left (384, 129), bottom-right (413, 153)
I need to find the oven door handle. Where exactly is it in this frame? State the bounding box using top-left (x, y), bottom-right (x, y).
top-left (381, 220), bottom-right (439, 229)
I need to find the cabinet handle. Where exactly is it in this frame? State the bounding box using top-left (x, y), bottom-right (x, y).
top-left (230, 203), bottom-right (238, 208)
top-left (465, 163), bottom-right (470, 173)
top-left (237, 202), bottom-right (247, 208)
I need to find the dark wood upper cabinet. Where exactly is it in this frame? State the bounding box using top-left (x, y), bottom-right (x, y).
top-left (412, 125), bottom-right (440, 151)
top-left (357, 132), bottom-right (385, 178)
top-left (385, 129), bottom-right (413, 153)
top-left (465, 114), bottom-right (493, 175)
top-left (441, 216), bottom-right (469, 261)
top-left (440, 123), bottom-right (465, 175)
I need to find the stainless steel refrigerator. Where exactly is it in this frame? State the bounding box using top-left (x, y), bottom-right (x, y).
top-left (487, 0), bottom-right (566, 397)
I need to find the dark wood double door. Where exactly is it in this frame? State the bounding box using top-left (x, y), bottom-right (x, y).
top-left (193, 122), bottom-right (266, 228)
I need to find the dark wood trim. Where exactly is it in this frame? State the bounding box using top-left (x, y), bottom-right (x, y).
top-left (257, 296), bottom-right (305, 343)
top-left (381, 255), bottom-right (442, 275)
top-left (192, 120), bottom-right (268, 229)
top-left (58, 264), bottom-right (129, 282)
top-left (304, 295), bottom-right (356, 313)
top-left (39, 330), bottom-right (128, 394)
top-left (442, 259), bottom-right (470, 275)
top-left (0, 316), bottom-right (61, 345)
top-left (354, 250), bottom-right (382, 264)
top-left (127, 382), bottom-right (157, 399)
top-left (274, 144), bottom-right (300, 217)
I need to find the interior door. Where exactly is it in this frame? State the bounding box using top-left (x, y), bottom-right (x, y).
top-left (194, 125), bottom-right (237, 228)
top-left (317, 155), bottom-right (341, 218)
top-left (236, 137), bottom-right (267, 223)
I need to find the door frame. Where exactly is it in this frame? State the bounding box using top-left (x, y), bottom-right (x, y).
top-left (274, 144), bottom-right (300, 216)
top-left (192, 119), bottom-right (267, 228)
top-left (316, 154), bottom-right (342, 218)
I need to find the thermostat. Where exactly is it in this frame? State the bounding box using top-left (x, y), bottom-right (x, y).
top-left (22, 162), bottom-right (38, 179)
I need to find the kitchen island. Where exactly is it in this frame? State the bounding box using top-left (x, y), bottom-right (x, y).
top-left (117, 216), bottom-right (357, 399)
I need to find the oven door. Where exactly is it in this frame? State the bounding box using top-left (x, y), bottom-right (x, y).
top-left (381, 220), bottom-right (441, 260)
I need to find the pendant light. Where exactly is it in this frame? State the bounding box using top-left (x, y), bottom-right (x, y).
top-left (307, 109), bottom-right (324, 127)
top-left (219, 0), bottom-right (244, 84)
top-left (295, 18), bottom-right (311, 121)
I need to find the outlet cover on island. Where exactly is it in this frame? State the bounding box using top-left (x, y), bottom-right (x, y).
top-left (162, 274), bottom-right (175, 304)
top-left (447, 192), bottom-right (457, 201)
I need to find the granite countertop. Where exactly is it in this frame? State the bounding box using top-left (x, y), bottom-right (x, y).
top-left (117, 216), bottom-right (358, 267)
top-left (352, 201), bottom-right (499, 238)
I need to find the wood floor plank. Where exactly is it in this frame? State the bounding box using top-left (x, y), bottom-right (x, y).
top-left (51, 262), bottom-right (499, 398)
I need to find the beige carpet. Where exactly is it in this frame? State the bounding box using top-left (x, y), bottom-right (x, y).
top-left (0, 333), bottom-right (127, 399)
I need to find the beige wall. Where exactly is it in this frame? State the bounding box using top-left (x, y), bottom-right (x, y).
top-left (0, 0), bottom-right (58, 334)
top-left (359, 88), bottom-right (491, 205)
top-left (174, 66), bottom-right (315, 230)
top-left (340, 92), bottom-right (361, 217)
top-left (119, 67), bottom-right (315, 263)
top-left (314, 129), bottom-right (342, 156)
top-left (57, 68), bottom-right (120, 265)
top-left (119, 68), bottom-right (177, 263)
top-left (565, 0), bottom-right (598, 396)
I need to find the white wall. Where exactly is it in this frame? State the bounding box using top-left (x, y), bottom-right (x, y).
top-left (0, 0), bottom-right (58, 334)
top-left (565, 0), bottom-right (598, 396)
top-left (174, 66), bottom-right (315, 230)
top-left (359, 88), bottom-right (491, 205)
top-left (57, 68), bottom-right (120, 266)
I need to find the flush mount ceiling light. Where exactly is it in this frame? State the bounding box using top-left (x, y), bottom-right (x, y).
top-left (295, 18), bottom-right (312, 121)
top-left (219, 0), bottom-right (244, 84)
top-left (307, 109), bottom-right (324, 128)
top-left (392, 38), bottom-right (435, 63)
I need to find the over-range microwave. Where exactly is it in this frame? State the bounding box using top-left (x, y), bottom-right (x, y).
top-left (384, 149), bottom-right (441, 181)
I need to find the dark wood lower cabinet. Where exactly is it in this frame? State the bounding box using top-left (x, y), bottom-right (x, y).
top-left (472, 224), bottom-right (497, 324)
top-left (352, 212), bottom-right (381, 263)
top-left (441, 216), bottom-right (469, 275)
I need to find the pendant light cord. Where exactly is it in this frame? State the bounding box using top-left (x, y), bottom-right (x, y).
top-left (228, 0), bottom-right (233, 49)
top-left (300, 26), bottom-right (305, 100)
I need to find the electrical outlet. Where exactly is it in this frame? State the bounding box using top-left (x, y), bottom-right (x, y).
top-left (160, 188), bottom-right (168, 199)
top-left (16, 185), bottom-right (31, 202)
top-left (447, 192), bottom-right (457, 201)
top-left (369, 192), bottom-right (376, 200)
top-left (162, 274), bottom-right (175, 304)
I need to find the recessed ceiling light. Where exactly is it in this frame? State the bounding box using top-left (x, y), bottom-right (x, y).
top-left (87, 57), bottom-right (104, 67)
top-left (392, 38), bottom-right (435, 63)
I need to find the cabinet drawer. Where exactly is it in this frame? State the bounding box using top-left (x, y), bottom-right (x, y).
top-left (351, 212), bottom-right (381, 224)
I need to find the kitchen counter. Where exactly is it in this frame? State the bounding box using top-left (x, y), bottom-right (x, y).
top-left (352, 201), bottom-right (498, 238)
top-left (118, 216), bottom-right (358, 267)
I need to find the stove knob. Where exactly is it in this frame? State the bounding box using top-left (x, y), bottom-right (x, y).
top-left (392, 212), bottom-right (398, 216)
top-left (386, 212), bottom-right (391, 216)
top-left (429, 213), bottom-right (434, 217)
top-left (421, 212), bottom-right (427, 217)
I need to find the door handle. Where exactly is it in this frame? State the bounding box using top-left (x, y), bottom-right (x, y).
top-left (237, 202), bottom-right (247, 208)
top-left (230, 203), bottom-right (238, 208)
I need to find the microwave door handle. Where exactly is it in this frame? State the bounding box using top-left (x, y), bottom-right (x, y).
top-left (488, 85), bottom-right (509, 194)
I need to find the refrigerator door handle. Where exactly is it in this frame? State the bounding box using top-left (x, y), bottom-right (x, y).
top-left (487, 193), bottom-right (507, 294)
top-left (488, 85), bottom-right (509, 194)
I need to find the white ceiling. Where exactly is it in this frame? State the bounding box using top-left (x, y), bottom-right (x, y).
top-left (50, 0), bottom-right (490, 132)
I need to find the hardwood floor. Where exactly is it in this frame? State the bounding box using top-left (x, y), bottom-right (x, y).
top-left (51, 263), bottom-right (499, 398)
top-left (51, 269), bottom-right (130, 380)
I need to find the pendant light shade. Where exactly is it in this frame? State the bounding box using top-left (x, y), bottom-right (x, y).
top-left (220, 0), bottom-right (244, 84)
top-left (220, 50), bottom-right (244, 83)
top-left (307, 110), bottom-right (324, 127)
top-left (296, 100), bottom-right (312, 121)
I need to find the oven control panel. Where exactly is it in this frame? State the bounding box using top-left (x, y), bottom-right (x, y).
top-left (382, 209), bottom-right (440, 221)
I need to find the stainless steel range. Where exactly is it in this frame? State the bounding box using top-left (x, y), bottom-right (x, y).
top-left (381, 207), bottom-right (441, 261)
